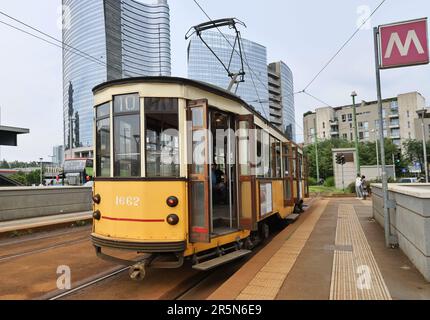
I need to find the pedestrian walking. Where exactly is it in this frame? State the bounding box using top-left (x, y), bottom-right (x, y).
top-left (355, 174), bottom-right (363, 199)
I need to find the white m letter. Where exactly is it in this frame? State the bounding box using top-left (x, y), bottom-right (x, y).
top-left (384, 30), bottom-right (425, 58)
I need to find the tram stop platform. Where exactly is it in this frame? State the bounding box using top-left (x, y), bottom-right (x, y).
top-left (209, 198), bottom-right (430, 300)
top-left (0, 211), bottom-right (92, 237)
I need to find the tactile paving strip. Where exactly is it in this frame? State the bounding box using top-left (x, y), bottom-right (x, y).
top-left (236, 201), bottom-right (327, 300)
top-left (329, 204), bottom-right (391, 300)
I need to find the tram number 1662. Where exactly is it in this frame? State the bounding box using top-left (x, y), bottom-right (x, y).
top-left (115, 196), bottom-right (141, 207)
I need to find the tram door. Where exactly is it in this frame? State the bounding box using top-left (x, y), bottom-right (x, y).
top-left (209, 110), bottom-right (237, 235)
top-left (187, 99), bottom-right (211, 243)
top-left (237, 115), bottom-right (257, 231)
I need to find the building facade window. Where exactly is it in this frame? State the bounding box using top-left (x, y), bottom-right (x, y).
top-left (348, 114), bottom-right (352, 122)
top-left (342, 114), bottom-right (346, 122)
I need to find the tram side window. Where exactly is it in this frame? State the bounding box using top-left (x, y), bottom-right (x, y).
top-left (145, 98), bottom-right (179, 177)
top-left (271, 137), bottom-right (281, 178)
top-left (113, 94), bottom-right (141, 177)
top-left (96, 103), bottom-right (111, 177)
top-left (282, 143), bottom-right (292, 202)
top-left (256, 128), bottom-right (271, 178)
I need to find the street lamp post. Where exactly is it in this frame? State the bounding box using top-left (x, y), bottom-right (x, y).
top-left (39, 157), bottom-right (43, 186)
top-left (351, 91), bottom-right (360, 176)
top-left (371, 129), bottom-right (380, 180)
top-left (417, 108), bottom-right (429, 183)
top-left (313, 117), bottom-right (320, 183)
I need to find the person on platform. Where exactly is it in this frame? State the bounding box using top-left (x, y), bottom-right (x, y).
top-left (355, 174), bottom-right (363, 200)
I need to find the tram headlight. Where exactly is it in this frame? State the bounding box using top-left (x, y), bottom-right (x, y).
top-left (166, 196), bottom-right (179, 208)
top-left (93, 210), bottom-right (101, 221)
top-left (166, 214), bottom-right (179, 226)
top-left (92, 194), bottom-right (101, 204)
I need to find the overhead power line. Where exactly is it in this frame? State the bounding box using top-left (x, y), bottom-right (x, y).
top-left (302, 0), bottom-right (388, 91)
top-left (0, 10), bottom-right (132, 78)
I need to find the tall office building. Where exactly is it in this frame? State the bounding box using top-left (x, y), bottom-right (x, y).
top-left (303, 92), bottom-right (426, 151)
top-left (187, 31), bottom-right (270, 119)
top-left (62, 0), bottom-right (170, 158)
top-left (268, 61), bottom-right (295, 140)
top-left (52, 145), bottom-right (65, 166)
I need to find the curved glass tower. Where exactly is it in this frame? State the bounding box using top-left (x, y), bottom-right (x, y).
top-left (187, 31), bottom-right (269, 119)
top-left (63, 0), bottom-right (170, 156)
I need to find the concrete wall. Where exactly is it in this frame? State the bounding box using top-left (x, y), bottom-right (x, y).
top-left (361, 165), bottom-right (395, 181)
top-left (0, 186), bottom-right (92, 222)
top-left (372, 184), bottom-right (430, 281)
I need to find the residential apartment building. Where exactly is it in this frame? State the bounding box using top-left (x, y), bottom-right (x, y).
top-left (303, 92), bottom-right (426, 149)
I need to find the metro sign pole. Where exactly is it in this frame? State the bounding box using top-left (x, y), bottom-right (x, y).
top-left (374, 17), bottom-right (429, 248)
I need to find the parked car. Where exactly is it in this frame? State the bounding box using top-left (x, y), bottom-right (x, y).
top-left (399, 177), bottom-right (418, 183)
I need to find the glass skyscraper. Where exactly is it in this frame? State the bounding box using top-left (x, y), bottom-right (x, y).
top-left (187, 31), bottom-right (269, 119)
top-left (62, 0), bottom-right (170, 157)
top-left (268, 61), bottom-right (296, 140)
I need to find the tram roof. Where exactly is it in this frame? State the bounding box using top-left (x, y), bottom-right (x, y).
top-left (93, 76), bottom-right (297, 145)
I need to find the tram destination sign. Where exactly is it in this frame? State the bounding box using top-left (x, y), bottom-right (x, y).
top-left (379, 17), bottom-right (429, 69)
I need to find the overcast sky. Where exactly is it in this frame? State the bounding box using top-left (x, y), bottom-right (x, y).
top-left (0, 0), bottom-right (429, 161)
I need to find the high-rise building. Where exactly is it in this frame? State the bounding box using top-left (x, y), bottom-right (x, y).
top-left (62, 0), bottom-right (170, 158)
top-left (187, 31), bottom-right (269, 119)
top-left (303, 92), bottom-right (426, 151)
top-left (268, 61), bottom-right (295, 140)
top-left (52, 145), bottom-right (65, 166)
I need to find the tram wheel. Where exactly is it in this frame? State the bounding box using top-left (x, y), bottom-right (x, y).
top-left (129, 263), bottom-right (146, 281)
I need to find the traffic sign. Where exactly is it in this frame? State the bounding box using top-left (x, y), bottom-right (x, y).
top-left (379, 18), bottom-right (429, 69)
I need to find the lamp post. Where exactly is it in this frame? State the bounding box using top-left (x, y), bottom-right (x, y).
top-left (371, 128), bottom-right (380, 180)
top-left (39, 157), bottom-right (43, 186)
top-left (351, 91), bottom-right (360, 176)
top-left (417, 108), bottom-right (429, 183)
top-left (313, 117), bottom-right (320, 183)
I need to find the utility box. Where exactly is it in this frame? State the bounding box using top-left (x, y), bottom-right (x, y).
top-left (332, 148), bottom-right (358, 190)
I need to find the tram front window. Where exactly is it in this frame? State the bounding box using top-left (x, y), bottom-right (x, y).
top-left (113, 94), bottom-right (141, 177)
top-left (145, 98), bottom-right (179, 178)
top-left (96, 103), bottom-right (111, 177)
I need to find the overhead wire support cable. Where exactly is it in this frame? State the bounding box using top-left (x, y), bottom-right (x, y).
top-left (302, 0), bottom-right (387, 91)
top-left (0, 10), bottom-right (133, 78)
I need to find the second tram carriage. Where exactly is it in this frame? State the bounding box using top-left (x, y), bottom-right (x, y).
top-left (90, 77), bottom-right (308, 280)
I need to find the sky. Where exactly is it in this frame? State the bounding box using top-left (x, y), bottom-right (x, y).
top-left (0, 0), bottom-right (429, 161)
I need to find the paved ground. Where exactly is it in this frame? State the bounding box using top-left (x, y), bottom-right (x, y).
top-left (209, 197), bottom-right (430, 300)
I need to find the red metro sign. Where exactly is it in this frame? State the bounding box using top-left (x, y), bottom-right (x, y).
top-left (379, 18), bottom-right (429, 69)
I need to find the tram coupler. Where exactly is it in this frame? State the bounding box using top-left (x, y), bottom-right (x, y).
top-left (129, 262), bottom-right (146, 281)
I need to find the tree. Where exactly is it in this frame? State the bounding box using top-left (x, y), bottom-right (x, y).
top-left (305, 138), bottom-right (402, 180)
top-left (8, 170), bottom-right (41, 186)
top-left (403, 139), bottom-right (430, 174)
top-left (0, 159), bottom-right (9, 169)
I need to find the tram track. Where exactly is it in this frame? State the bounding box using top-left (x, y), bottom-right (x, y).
top-left (0, 236), bottom-right (90, 263)
top-left (40, 199), bottom-right (319, 301)
top-left (47, 267), bottom-right (129, 301)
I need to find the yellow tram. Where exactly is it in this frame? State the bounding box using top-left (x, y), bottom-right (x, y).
top-left (90, 77), bottom-right (308, 280)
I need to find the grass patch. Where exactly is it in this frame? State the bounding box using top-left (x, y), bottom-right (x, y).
top-left (309, 185), bottom-right (352, 196)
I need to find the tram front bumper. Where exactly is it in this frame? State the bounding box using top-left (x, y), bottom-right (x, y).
top-left (91, 233), bottom-right (186, 253)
